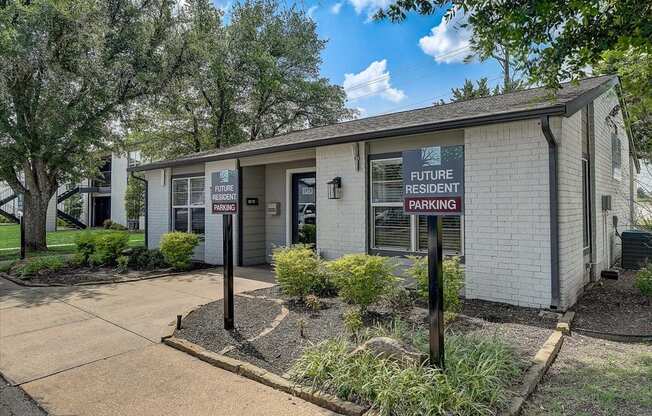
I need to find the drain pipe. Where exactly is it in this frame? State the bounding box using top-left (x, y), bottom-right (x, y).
top-left (130, 172), bottom-right (149, 249)
top-left (540, 116), bottom-right (561, 309)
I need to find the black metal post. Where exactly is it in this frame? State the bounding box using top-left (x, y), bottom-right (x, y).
top-left (223, 214), bottom-right (234, 330)
top-left (20, 215), bottom-right (26, 260)
top-left (427, 215), bottom-right (444, 369)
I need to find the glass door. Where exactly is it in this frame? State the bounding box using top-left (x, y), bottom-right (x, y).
top-left (292, 172), bottom-right (316, 245)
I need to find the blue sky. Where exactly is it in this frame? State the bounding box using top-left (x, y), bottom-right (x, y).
top-left (217, 0), bottom-right (504, 118)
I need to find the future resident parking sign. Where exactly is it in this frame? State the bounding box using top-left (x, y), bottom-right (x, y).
top-left (402, 145), bottom-right (464, 216)
top-left (211, 169), bottom-right (239, 214)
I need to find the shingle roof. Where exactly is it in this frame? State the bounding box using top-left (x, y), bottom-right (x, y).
top-left (130, 75), bottom-right (618, 172)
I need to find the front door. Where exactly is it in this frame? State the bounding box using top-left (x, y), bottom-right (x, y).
top-left (93, 196), bottom-right (111, 227)
top-left (291, 172), bottom-right (316, 245)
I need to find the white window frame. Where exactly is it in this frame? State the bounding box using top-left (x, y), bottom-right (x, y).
top-left (171, 176), bottom-right (205, 235)
top-left (369, 156), bottom-right (464, 255)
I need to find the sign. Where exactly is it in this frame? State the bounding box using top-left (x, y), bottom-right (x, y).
top-left (211, 169), bottom-right (239, 214)
top-left (402, 145), bottom-right (464, 216)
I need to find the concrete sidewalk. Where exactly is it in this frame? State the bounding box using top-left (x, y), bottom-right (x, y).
top-left (0, 273), bottom-right (337, 415)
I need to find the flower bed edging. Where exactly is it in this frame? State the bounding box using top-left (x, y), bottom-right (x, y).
top-left (163, 336), bottom-right (368, 416)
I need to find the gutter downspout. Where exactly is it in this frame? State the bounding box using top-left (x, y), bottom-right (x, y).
top-left (130, 172), bottom-right (148, 249)
top-left (540, 116), bottom-right (561, 309)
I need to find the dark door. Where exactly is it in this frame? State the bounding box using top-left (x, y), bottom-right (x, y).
top-left (93, 196), bottom-right (111, 227)
top-left (292, 172), bottom-right (316, 245)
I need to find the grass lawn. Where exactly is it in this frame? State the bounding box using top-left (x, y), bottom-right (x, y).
top-left (0, 224), bottom-right (144, 262)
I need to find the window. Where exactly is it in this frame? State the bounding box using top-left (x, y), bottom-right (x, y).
top-left (172, 177), bottom-right (205, 235)
top-left (369, 156), bottom-right (462, 254)
top-left (612, 132), bottom-right (622, 180)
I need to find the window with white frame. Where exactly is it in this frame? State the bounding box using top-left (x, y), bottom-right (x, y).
top-left (369, 156), bottom-right (462, 254)
top-left (172, 177), bottom-right (205, 235)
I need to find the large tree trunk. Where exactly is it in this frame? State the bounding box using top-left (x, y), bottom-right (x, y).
top-left (23, 192), bottom-right (51, 251)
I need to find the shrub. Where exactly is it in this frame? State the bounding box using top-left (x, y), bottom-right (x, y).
top-left (272, 245), bottom-right (332, 298)
top-left (75, 232), bottom-right (98, 263)
top-left (94, 232), bottom-right (130, 265)
top-left (407, 255), bottom-right (465, 313)
top-left (304, 294), bottom-right (321, 311)
top-left (103, 219), bottom-right (113, 229)
top-left (342, 308), bottom-right (363, 336)
top-left (290, 333), bottom-right (521, 416)
top-left (635, 266), bottom-right (652, 297)
top-left (327, 254), bottom-right (397, 311)
top-left (116, 256), bottom-right (129, 274)
top-left (160, 232), bottom-right (199, 270)
top-left (127, 247), bottom-right (167, 270)
top-left (16, 256), bottom-right (66, 277)
top-left (109, 222), bottom-right (127, 231)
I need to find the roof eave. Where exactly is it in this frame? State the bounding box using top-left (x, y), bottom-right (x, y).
top-left (128, 104), bottom-right (567, 172)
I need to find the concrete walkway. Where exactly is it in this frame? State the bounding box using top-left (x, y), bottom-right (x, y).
top-left (0, 273), bottom-right (337, 415)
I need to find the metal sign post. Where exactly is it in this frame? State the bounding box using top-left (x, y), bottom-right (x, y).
top-left (19, 212), bottom-right (25, 260)
top-left (402, 145), bottom-right (464, 369)
top-left (211, 169), bottom-right (239, 331)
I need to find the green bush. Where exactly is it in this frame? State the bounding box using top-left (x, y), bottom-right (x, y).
top-left (342, 308), bottom-right (363, 336)
top-left (290, 333), bottom-right (521, 416)
top-left (127, 247), bottom-right (167, 270)
top-left (109, 222), bottom-right (127, 231)
top-left (327, 254), bottom-right (397, 311)
top-left (160, 232), bottom-right (199, 270)
top-left (16, 256), bottom-right (66, 278)
top-left (407, 255), bottom-right (465, 313)
top-left (75, 232), bottom-right (98, 263)
top-left (94, 232), bottom-right (130, 265)
top-left (635, 266), bottom-right (652, 297)
top-left (116, 256), bottom-right (129, 274)
top-left (272, 245), bottom-right (333, 298)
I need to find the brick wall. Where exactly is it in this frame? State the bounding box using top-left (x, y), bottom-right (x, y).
top-left (464, 119), bottom-right (552, 308)
top-left (316, 143), bottom-right (367, 259)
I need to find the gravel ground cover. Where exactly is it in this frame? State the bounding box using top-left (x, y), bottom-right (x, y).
top-left (175, 286), bottom-right (557, 376)
top-left (522, 334), bottom-right (652, 416)
top-left (573, 271), bottom-right (652, 336)
top-left (0, 374), bottom-right (47, 416)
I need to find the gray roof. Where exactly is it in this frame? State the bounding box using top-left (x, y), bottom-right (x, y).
top-left (130, 75), bottom-right (618, 172)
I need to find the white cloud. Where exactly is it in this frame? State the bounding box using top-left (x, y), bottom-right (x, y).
top-left (307, 5), bottom-right (318, 18)
top-left (343, 60), bottom-right (406, 103)
top-left (419, 11), bottom-right (472, 64)
top-left (330, 2), bottom-right (343, 14)
top-left (347, 0), bottom-right (391, 19)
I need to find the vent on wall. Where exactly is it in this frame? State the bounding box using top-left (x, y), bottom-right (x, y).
top-left (602, 195), bottom-right (612, 211)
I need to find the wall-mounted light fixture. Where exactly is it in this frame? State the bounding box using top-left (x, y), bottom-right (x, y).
top-left (327, 177), bottom-right (342, 199)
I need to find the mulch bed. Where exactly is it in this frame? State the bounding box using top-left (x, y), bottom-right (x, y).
top-left (572, 271), bottom-right (652, 336)
top-left (175, 286), bottom-right (558, 377)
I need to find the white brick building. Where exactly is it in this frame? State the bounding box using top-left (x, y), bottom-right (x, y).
top-left (129, 76), bottom-right (638, 310)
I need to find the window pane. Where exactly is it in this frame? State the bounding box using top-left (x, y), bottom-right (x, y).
top-left (191, 208), bottom-right (205, 235)
top-left (418, 216), bottom-right (462, 253)
top-left (371, 159), bottom-right (403, 203)
top-left (173, 180), bottom-right (188, 206)
top-left (174, 208), bottom-right (188, 232)
top-left (373, 207), bottom-right (410, 250)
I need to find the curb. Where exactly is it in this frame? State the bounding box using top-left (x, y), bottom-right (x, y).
top-left (501, 311), bottom-right (572, 416)
top-left (0, 268), bottom-right (221, 288)
top-left (163, 336), bottom-right (367, 416)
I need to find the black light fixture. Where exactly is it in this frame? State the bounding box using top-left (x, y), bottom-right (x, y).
top-left (327, 177), bottom-right (342, 199)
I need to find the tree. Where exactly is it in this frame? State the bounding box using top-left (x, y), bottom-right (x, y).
top-left (450, 78), bottom-right (499, 102)
top-left (125, 177), bottom-right (145, 228)
top-left (595, 45), bottom-right (652, 159)
top-left (376, 1), bottom-right (651, 88)
top-left (131, 0), bottom-right (354, 160)
top-left (0, 0), bottom-right (184, 249)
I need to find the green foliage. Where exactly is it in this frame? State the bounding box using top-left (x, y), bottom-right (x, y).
top-left (125, 177), bottom-right (145, 222)
top-left (116, 256), bottom-right (129, 274)
top-left (342, 308), bottom-right (363, 336)
top-left (272, 245), bottom-right (333, 298)
top-left (109, 222), bottom-right (127, 231)
top-left (451, 78), bottom-right (500, 102)
top-left (160, 232), bottom-right (199, 270)
top-left (131, 0), bottom-right (354, 160)
top-left (127, 247), bottom-right (167, 270)
top-left (75, 232), bottom-right (98, 264)
top-left (75, 231), bottom-right (129, 266)
top-left (327, 254), bottom-right (397, 311)
top-left (381, 286), bottom-right (413, 312)
top-left (407, 255), bottom-right (464, 313)
top-left (635, 266), bottom-right (652, 297)
top-left (0, 260), bottom-right (15, 273)
top-left (16, 256), bottom-right (66, 278)
top-left (304, 294), bottom-right (321, 311)
top-left (290, 334), bottom-right (521, 416)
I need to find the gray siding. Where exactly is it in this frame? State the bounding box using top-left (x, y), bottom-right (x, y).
top-left (110, 154), bottom-right (129, 226)
top-left (242, 165), bottom-right (266, 265)
top-left (144, 168), bottom-right (171, 248)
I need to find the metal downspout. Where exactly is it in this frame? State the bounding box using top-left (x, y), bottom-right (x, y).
top-left (130, 172), bottom-right (149, 249)
top-left (540, 116), bottom-right (561, 309)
